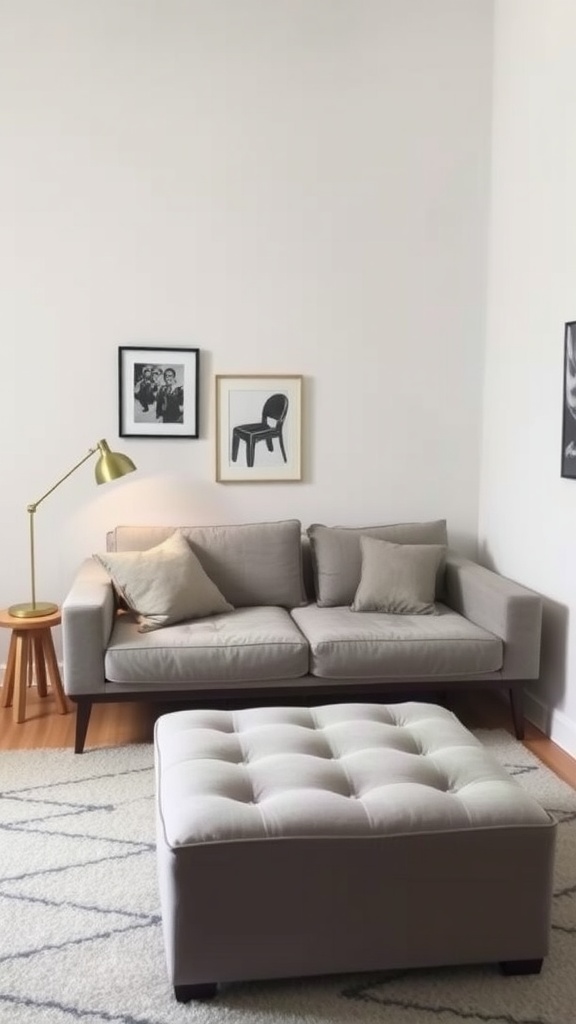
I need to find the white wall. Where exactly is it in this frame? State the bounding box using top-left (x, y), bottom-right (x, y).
top-left (481, 0), bottom-right (576, 754)
top-left (0, 1), bottom-right (493, 664)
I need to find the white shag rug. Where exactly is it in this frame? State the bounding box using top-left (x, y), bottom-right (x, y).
top-left (0, 730), bottom-right (574, 1024)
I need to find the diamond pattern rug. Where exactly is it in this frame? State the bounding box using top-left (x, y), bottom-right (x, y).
top-left (0, 730), bottom-right (574, 1024)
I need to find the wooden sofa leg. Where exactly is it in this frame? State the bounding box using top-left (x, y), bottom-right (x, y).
top-left (74, 699), bottom-right (93, 754)
top-left (509, 687), bottom-right (525, 741)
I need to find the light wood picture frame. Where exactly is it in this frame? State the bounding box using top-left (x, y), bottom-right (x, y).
top-left (215, 375), bottom-right (302, 482)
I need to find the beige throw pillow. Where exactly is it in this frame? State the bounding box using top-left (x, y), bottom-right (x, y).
top-left (351, 537), bottom-right (446, 615)
top-left (93, 529), bottom-right (233, 632)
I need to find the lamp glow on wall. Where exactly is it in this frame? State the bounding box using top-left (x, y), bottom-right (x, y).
top-left (9, 439), bottom-right (136, 619)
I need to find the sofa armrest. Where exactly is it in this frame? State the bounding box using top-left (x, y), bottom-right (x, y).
top-left (62, 558), bottom-right (115, 696)
top-left (444, 553), bottom-right (542, 680)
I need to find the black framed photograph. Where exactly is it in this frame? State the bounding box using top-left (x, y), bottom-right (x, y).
top-left (561, 321), bottom-right (576, 478)
top-left (215, 374), bottom-right (302, 482)
top-left (119, 346), bottom-right (199, 438)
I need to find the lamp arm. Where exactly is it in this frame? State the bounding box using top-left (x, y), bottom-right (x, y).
top-left (24, 446), bottom-right (98, 610)
top-left (10, 438), bottom-right (134, 619)
top-left (27, 447), bottom-right (98, 514)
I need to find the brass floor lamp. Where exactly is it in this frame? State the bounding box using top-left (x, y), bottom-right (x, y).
top-left (9, 439), bottom-right (136, 619)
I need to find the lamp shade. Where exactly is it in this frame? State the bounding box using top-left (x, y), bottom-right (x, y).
top-left (94, 440), bottom-right (136, 484)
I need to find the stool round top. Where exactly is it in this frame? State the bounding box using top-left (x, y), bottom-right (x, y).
top-left (0, 608), bottom-right (61, 630)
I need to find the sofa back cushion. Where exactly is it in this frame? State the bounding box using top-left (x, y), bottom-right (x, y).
top-left (106, 519), bottom-right (307, 609)
top-left (307, 520), bottom-right (448, 607)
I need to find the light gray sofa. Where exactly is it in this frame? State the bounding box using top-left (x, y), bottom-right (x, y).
top-left (62, 518), bottom-right (543, 753)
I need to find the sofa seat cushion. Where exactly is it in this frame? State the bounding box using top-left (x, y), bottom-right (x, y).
top-left (290, 603), bottom-right (502, 679)
top-left (104, 607), bottom-right (309, 686)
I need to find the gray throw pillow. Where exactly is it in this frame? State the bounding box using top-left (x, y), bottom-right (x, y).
top-left (93, 529), bottom-right (233, 632)
top-left (351, 536), bottom-right (447, 615)
top-left (308, 520), bottom-right (448, 606)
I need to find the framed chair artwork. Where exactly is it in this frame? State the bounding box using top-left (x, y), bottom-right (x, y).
top-left (215, 375), bottom-right (303, 482)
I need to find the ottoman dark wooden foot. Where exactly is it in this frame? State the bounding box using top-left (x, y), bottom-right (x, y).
top-left (174, 982), bottom-right (217, 1002)
top-left (500, 959), bottom-right (544, 976)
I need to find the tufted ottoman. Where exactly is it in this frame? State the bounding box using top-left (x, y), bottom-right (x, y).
top-left (154, 702), bottom-right (556, 1001)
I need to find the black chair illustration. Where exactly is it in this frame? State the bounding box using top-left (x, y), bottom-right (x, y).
top-left (231, 393), bottom-right (289, 468)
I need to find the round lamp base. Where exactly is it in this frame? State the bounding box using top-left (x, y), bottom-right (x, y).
top-left (8, 601), bottom-right (59, 619)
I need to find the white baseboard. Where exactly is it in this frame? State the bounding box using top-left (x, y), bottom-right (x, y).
top-left (525, 688), bottom-right (576, 760)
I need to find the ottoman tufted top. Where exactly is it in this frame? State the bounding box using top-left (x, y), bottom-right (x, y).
top-left (155, 702), bottom-right (552, 848)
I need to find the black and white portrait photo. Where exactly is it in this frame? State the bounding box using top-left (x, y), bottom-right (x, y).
top-left (119, 347), bottom-right (199, 438)
top-left (561, 322), bottom-right (576, 479)
top-left (133, 363), bottom-right (184, 425)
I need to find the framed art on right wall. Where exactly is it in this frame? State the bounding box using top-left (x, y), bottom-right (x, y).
top-left (561, 321), bottom-right (576, 478)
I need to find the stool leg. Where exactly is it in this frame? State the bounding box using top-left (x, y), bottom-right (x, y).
top-left (33, 634), bottom-right (48, 697)
top-left (13, 632), bottom-right (31, 724)
top-left (41, 630), bottom-right (68, 715)
top-left (1, 633), bottom-right (17, 708)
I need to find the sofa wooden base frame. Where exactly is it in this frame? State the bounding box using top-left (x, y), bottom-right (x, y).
top-left (70, 678), bottom-right (527, 755)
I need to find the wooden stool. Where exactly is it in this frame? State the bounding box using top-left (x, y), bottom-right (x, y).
top-left (0, 608), bottom-right (69, 723)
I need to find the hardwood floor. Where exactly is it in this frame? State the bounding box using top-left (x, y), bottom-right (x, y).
top-left (1, 685), bottom-right (576, 790)
top-left (450, 691), bottom-right (576, 790)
